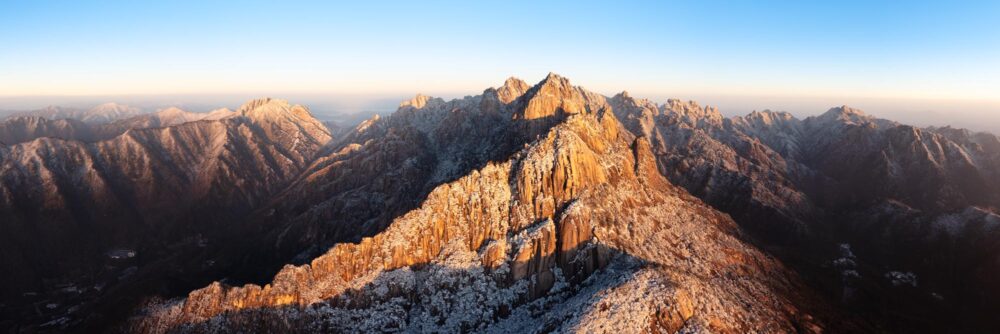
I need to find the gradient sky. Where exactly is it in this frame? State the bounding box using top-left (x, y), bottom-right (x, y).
top-left (1, 1), bottom-right (999, 130)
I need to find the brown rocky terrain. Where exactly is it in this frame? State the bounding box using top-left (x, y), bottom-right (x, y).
top-left (2, 73), bottom-right (998, 333)
top-left (0, 106), bottom-right (237, 145)
top-left (611, 97), bottom-right (1000, 332)
top-left (126, 74), bottom-right (850, 333)
top-left (0, 116), bottom-right (98, 145)
top-left (3, 103), bottom-right (143, 125)
top-left (0, 99), bottom-right (331, 331)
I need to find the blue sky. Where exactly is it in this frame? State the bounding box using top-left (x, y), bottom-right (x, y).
top-left (1, 0), bottom-right (999, 129)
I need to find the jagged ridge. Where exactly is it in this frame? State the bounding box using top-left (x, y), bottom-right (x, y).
top-left (127, 74), bottom-right (844, 333)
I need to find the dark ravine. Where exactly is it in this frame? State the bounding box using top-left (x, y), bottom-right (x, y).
top-left (0, 74), bottom-right (998, 333)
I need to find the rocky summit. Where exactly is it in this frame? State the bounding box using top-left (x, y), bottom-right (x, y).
top-left (1, 74), bottom-right (998, 333)
top-left (126, 74), bottom-right (844, 333)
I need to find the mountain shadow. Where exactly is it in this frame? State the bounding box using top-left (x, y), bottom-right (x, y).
top-left (122, 74), bottom-right (862, 333)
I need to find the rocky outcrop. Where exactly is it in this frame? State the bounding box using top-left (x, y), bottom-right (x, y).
top-left (0, 98), bottom-right (332, 329)
top-left (98, 107), bottom-right (236, 133)
top-left (127, 74), bottom-right (846, 333)
top-left (613, 96), bottom-right (1000, 332)
top-left (0, 116), bottom-right (96, 144)
top-left (14, 73), bottom-right (1000, 332)
top-left (611, 94), bottom-right (816, 244)
top-left (496, 77), bottom-right (531, 104)
top-left (4, 103), bottom-right (143, 125)
top-left (0, 106), bottom-right (239, 146)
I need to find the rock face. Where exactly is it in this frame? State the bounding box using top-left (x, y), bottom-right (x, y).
top-left (4, 73), bottom-right (999, 333)
top-left (0, 106), bottom-right (238, 145)
top-left (103, 107), bottom-right (237, 130)
top-left (612, 98), bottom-right (1000, 331)
top-left (0, 116), bottom-right (97, 144)
top-left (0, 99), bottom-right (332, 329)
top-left (4, 103), bottom-right (143, 125)
top-left (215, 75), bottom-right (614, 281)
top-left (610, 95), bottom-right (816, 242)
top-left (127, 74), bottom-right (843, 333)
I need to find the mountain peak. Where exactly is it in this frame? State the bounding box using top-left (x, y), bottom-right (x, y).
top-left (538, 72), bottom-right (571, 87)
top-left (826, 105), bottom-right (866, 116)
top-left (496, 77), bottom-right (530, 104)
top-left (157, 106), bottom-right (188, 115)
top-left (89, 102), bottom-right (139, 115)
top-left (147, 107), bottom-right (205, 127)
top-left (235, 97), bottom-right (319, 128)
top-left (817, 105), bottom-right (874, 125)
top-left (748, 109), bottom-right (795, 119)
top-left (738, 109), bottom-right (800, 130)
top-left (662, 98), bottom-right (723, 123)
top-left (237, 97), bottom-right (289, 114)
top-left (503, 76), bottom-right (527, 88)
top-left (528, 72), bottom-right (577, 96)
top-left (233, 97), bottom-right (331, 158)
top-left (83, 102), bottom-right (141, 124)
top-left (400, 94), bottom-right (433, 109)
top-left (515, 73), bottom-right (589, 121)
top-left (40, 105), bottom-right (66, 112)
top-left (91, 102), bottom-right (129, 110)
top-left (203, 107), bottom-right (237, 120)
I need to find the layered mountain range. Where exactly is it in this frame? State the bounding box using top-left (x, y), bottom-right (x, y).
top-left (609, 94), bottom-right (1000, 330)
top-left (0, 105), bottom-right (237, 145)
top-left (4, 103), bottom-right (143, 125)
top-left (1, 74), bottom-right (997, 333)
top-left (0, 99), bottom-right (334, 330)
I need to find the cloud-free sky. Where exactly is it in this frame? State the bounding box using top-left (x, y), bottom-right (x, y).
top-left (1, 1), bottom-right (998, 131)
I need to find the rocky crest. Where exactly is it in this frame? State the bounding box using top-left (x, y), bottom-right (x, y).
top-left (4, 103), bottom-right (143, 125)
top-left (0, 116), bottom-right (95, 144)
top-left (0, 99), bottom-right (332, 331)
top-left (611, 94), bottom-right (816, 243)
top-left (0, 106), bottom-right (238, 146)
top-left (127, 74), bottom-right (843, 333)
top-left (613, 97), bottom-right (1000, 331)
top-left (4, 74), bottom-right (998, 333)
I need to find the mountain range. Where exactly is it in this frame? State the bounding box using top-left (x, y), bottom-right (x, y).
top-left (1, 74), bottom-right (998, 333)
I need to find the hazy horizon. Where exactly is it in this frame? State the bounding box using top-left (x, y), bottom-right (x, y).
top-left (5, 2), bottom-right (1000, 332)
top-left (2, 1), bottom-right (999, 131)
top-left (3, 83), bottom-right (999, 134)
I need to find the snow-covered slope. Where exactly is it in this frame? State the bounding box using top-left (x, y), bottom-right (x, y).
top-left (0, 116), bottom-right (96, 144)
top-left (0, 106), bottom-right (238, 145)
top-left (128, 74), bottom-right (847, 333)
top-left (0, 99), bottom-right (332, 329)
top-left (613, 98), bottom-right (1000, 332)
top-left (5, 74), bottom-right (999, 333)
top-left (4, 103), bottom-right (143, 124)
